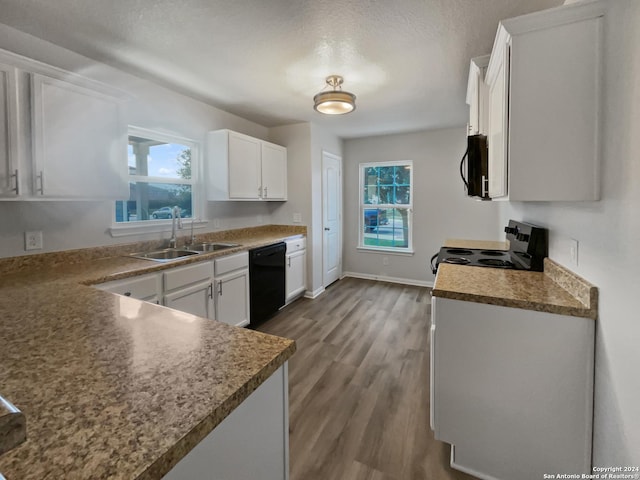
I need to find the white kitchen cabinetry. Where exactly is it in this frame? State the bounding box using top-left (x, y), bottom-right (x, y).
top-left (213, 251), bottom-right (250, 327)
top-left (0, 62), bottom-right (19, 197)
top-left (163, 261), bottom-right (214, 319)
top-left (163, 363), bottom-right (289, 480)
top-left (285, 237), bottom-right (306, 304)
top-left (207, 129), bottom-right (287, 201)
top-left (430, 297), bottom-right (594, 480)
top-left (485, 1), bottom-right (604, 201)
top-left (96, 272), bottom-right (162, 304)
top-left (466, 55), bottom-right (490, 136)
top-left (0, 48), bottom-right (128, 200)
top-left (31, 73), bottom-right (128, 199)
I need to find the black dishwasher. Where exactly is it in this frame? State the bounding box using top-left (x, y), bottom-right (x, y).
top-left (249, 242), bottom-right (286, 326)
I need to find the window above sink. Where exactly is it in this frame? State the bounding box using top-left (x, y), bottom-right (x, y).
top-left (109, 126), bottom-right (206, 237)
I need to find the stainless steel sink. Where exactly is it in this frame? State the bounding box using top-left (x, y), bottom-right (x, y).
top-left (186, 242), bottom-right (241, 252)
top-left (129, 248), bottom-right (201, 262)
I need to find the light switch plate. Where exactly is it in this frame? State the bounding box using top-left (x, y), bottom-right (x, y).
top-left (569, 238), bottom-right (579, 266)
top-left (25, 231), bottom-right (43, 251)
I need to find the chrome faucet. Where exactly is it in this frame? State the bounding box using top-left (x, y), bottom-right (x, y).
top-left (169, 206), bottom-right (183, 249)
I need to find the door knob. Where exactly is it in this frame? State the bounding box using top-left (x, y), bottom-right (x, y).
top-left (324, 227), bottom-right (330, 231)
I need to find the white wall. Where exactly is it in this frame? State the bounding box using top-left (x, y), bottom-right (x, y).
top-left (343, 127), bottom-right (501, 284)
top-left (0, 23), bottom-right (272, 257)
top-left (499, 0), bottom-right (640, 466)
top-left (269, 122), bottom-right (343, 296)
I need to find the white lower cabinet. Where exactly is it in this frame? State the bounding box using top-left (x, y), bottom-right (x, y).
top-left (96, 272), bottom-right (162, 304)
top-left (431, 297), bottom-right (594, 480)
top-left (285, 238), bottom-right (306, 304)
top-left (214, 251), bottom-right (250, 327)
top-left (98, 254), bottom-right (252, 326)
top-left (163, 363), bottom-right (289, 480)
top-left (162, 262), bottom-right (214, 319)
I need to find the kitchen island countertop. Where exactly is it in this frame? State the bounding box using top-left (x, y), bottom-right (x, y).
top-left (0, 225), bottom-right (301, 479)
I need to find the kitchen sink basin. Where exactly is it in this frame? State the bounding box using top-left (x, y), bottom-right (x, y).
top-left (129, 248), bottom-right (201, 262)
top-left (186, 242), bottom-right (241, 252)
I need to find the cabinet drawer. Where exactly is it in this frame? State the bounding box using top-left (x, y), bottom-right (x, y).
top-left (215, 251), bottom-right (248, 276)
top-left (98, 273), bottom-right (160, 299)
top-left (164, 261), bottom-right (212, 291)
top-left (285, 237), bottom-right (305, 254)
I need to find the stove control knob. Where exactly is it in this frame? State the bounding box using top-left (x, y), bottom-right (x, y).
top-left (516, 233), bottom-right (530, 242)
top-left (504, 226), bottom-right (518, 234)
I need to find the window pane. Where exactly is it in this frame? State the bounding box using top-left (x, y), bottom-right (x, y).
top-left (362, 207), bottom-right (410, 248)
top-left (128, 136), bottom-right (191, 180)
top-left (115, 182), bottom-right (192, 223)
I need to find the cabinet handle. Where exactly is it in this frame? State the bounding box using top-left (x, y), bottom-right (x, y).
top-left (37, 171), bottom-right (44, 195)
top-left (258, 186), bottom-right (262, 197)
top-left (481, 175), bottom-right (488, 198)
top-left (264, 186), bottom-right (268, 198)
top-left (218, 280), bottom-right (222, 296)
top-left (11, 169), bottom-right (19, 195)
top-left (288, 257), bottom-right (291, 267)
top-left (208, 283), bottom-right (213, 299)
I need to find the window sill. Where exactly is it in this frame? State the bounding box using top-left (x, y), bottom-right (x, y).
top-left (356, 246), bottom-right (415, 256)
top-left (109, 219), bottom-right (209, 238)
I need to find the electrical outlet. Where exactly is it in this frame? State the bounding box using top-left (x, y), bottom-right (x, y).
top-left (25, 231), bottom-right (43, 251)
top-left (257, 215), bottom-right (263, 224)
top-left (213, 218), bottom-right (221, 228)
top-left (569, 238), bottom-right (579, 266)
top-left (292, 213), bottom-right (302, 223)
top-left (382, 256), bottom-right (389, 266)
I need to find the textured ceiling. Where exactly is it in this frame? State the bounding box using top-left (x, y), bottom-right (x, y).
top-left (0, 0), bottom-right (563, 138)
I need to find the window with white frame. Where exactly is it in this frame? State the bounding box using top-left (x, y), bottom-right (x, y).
top-left (115, 127), bottom-right (199, 225)
top-left (359, 161), bottom-right (413, 252)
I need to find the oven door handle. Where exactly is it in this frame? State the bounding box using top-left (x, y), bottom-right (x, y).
top-left (430, 253), bottom-right (439, 275)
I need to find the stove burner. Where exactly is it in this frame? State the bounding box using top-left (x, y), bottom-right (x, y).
top-left (446, 249), bottom-right (474, 255)
top-left (480, 250), bottom-right (507, 256)
top-left (477, 258), bottom-right (515, 268)
top-left (443, 257), bottom-right (471, 265)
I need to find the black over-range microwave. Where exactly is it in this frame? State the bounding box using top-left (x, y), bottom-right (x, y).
top-left (460, 134), bottom-right (490, 200)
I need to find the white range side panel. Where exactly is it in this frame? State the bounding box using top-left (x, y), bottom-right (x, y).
top-left (508, 16), bottom-right (601, 201)
top-left (163, 363), bottom-right (289, 480)
top-left (432, 297), bottom-right (594, 480)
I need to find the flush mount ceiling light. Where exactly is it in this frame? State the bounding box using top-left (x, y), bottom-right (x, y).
top-left (313, 75), bottom-right (356, 115)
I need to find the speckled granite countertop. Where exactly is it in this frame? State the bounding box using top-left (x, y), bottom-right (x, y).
top-left (433, 258), bottom-right (597, 319)
top-left (0, 225), bottom-right (301, 479)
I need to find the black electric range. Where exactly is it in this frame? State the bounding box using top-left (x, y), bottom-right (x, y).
top-left (431, 220), bottom-right (548, 274)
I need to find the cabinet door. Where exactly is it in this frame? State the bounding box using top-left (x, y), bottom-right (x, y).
top-left (261, 142), bottom-right (287, 200)
top-left (215, 269), bottom-right (250, 327)
top-left (31, 74), bottom-right (128, 199)
top-left (228, 132), bottom-right (261, 199)
top-left (97, 272), bottom-right (162, 304)
top-left (164, 280), bottom-right (214, 319)
top-left (285, 250), bottom-right (305, 303)
top-left (487, 48), bottom-right (509, 199)
top-left (0, 63), bottom-right (19, 197)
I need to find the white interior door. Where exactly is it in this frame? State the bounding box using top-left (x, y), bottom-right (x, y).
top-left (322, 151), bottom-right (342, 287)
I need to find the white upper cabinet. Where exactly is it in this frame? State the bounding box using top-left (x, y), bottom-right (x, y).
top-left (0, 48), bottom-right (129, 201)
top-left (0, 62), bottom-right (19, 197)
top-left (466, 55), bottom-right (490, 136)
top-left (207, 129), bottom-right (287, 201)
top-left (485, 1), bottom-right (605, 201)
top-left (31, 74), bottom-right (128, 199)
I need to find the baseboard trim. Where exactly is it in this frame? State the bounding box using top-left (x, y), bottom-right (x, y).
top-left (342, 272), bottom-right (433, 288)
top-left (304, 287), bottom-right (326, 299)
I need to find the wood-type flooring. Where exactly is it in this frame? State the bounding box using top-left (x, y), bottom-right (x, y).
top-left (257, 277), bottom-right (475, 480)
